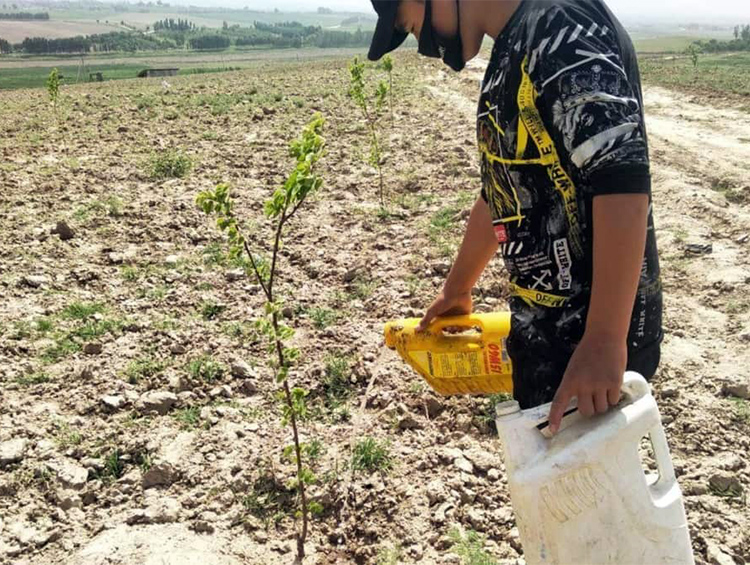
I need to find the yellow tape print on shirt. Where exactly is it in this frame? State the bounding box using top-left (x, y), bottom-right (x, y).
top-left (509, 282), bottom-right (569, 308)
top-left (517, 57), bottom-right (584, 259)
top-left (479, 57), bottom-right (584, 259)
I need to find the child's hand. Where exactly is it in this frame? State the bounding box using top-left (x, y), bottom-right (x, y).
top-left (416, 289), bottom-right (473, 331)
top-left (548, 333), bottom-right (626, 434)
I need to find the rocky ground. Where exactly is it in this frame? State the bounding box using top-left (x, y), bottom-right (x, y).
top-left (0, 51), bottom-right (748, 565)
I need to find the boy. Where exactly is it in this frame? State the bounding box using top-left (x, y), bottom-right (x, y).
top-left (367, 0), bottom-right (662, 433)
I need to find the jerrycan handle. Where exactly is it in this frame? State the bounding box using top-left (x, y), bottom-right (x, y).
top-left (620, 371), bottom-right (651, 404)
top-left (429, 314), bottom-right (486, 344)
top-left (615, 373), bottom-right (678, 497)
top-left (535, 371), bottom-right (651, 438)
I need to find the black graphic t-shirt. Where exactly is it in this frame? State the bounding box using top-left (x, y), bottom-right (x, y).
top-left (478, 0), bottom-right (662, 407)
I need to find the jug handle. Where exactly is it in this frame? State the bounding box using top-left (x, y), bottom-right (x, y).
top-left (428, 314), bottom-right (486, 332)
top-left (429, 316), bottom-right (485, 344)
top-left (620, 371), bottom-right (651, 403)
top-left (535, 372), bottom-right (650, 437)
top-left (644, 423), bottom-right (678, 497)
top-left (618, 374), bottom-right (678, 499)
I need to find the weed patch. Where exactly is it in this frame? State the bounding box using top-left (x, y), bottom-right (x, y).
top-left (124, 357), bottom-right (168, 384)
top-left (149, 149), bottom-right (193, 179)
top-left (448, 526), bottom-right (498, 565)
top-left (187, 355), bottom-right (225, 383)
top-left (351, 437), bottom-right (392, 473)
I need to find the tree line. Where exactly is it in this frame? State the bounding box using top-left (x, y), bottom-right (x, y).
top-left (16, 32), bottom-right (171, 54)
top-left (153, 18), bottom-right (194, 32)
top-left (691, 24), bottom-right (750, 53)
top-left (0, 19), bottom-right (374, 54)
top-left (0, 11), bottom-right (48, 19)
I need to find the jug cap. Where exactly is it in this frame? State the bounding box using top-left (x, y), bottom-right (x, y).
top-left (496, 399), bottom-right (521, 417)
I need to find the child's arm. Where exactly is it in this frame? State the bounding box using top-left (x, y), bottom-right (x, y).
top-left (417, 195), bottom-right (498, 331)
top-left (548, 193), bottom-right (649, 433)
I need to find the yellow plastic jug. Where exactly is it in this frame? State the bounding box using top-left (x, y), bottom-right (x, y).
top-left (383, 312), bottom-right (513, 396)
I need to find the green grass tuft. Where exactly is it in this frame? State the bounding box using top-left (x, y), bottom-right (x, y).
top-left (187, 355), bottom-right (225, 383)
top-left (125, 357), bottom-right (168, 384)
top-left (149, 149), bottom-right (193, 180)
top-left (448, 527), bottom-right (498, 565)
top-left (351, 437), bottom-right (392, 473)
top-left (61, 301), bottom-right (105, 320)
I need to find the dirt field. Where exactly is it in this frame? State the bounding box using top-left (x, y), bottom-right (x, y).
top-left (0, 51), bottom-right (748, 564)
top-left (0, 21), bottom-right (117, 44)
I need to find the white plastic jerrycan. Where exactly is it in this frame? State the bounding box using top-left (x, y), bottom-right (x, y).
top-left (495, 372), bottom-right (694, 565)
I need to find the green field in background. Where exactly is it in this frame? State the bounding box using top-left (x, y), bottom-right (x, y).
top-left (633, 36), bottom-right (704, 53)
top-left (639, 52), bottom-right (750, 100)
top-left (0, 62), bottom-right (235, 90)
top-left (0, 47), bottom-right (368, 90)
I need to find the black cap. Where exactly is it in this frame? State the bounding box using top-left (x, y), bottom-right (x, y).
top-left (368, 0), bottom-right (409, 61)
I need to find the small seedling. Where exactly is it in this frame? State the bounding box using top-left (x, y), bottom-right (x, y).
top-left (41, 338), bottom-right (80, 364)
top-left (102, 449), bottom-right (125, 480)
top-left (242, 468), bottom-right (296, 527)
top-left (197, 114), bottom-right (325, 562)
top-left (479, 392), bottom-right (513, 432)
top-left (55, 421), bottom-right (83, 449)
top-left (135, 451), bottom-right (153, 473)
top-left (351, 276), bottom-right (376, 301)
top-left (34, 317), bottom-right (54, 333)
top-left (120, 265), bottom-right (139, 281)
top-left (221, 321), bottom-right (257, 341)
top-left (380, 54), bottom-right (394, 125)
top-left (732, 398), bottom-right (749, 424)
top-left (47, 68), bottom-right (60, 112)
top-left (173, 406), bottom-right (201, 429)
top-left (349, 57), bottom-right (390, 208)
top-left (351, 437), bottom-right (393, 473)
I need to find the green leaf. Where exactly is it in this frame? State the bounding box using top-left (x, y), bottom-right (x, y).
top-left (275, 366), bottom-right (289, 384)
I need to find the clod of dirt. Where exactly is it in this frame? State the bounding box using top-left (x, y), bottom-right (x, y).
top-left (706, 541), bottom-right (738, 565)
top-left (0, 438), bottom-right (28, 467)
top-left (229, 360), bottom-right (254, 379)
top-left (46, 459), bottom-right (88, 489)
top-left (142, 462), bottom-right (179, 489)
top-left (52, 220), bottom-right (75, 241)
top-left (21, 275), bottom-right (49, 288)
top-left (137, 391), bottom-right (178, 415)
top-left (721, 381), bottom-right (749, 400)
top-left (83, 342), bottom-right (103, 355)
top-left (708, 472), bottom-right (744, 495)
top-left (101, 395), bottom-right (126, 411)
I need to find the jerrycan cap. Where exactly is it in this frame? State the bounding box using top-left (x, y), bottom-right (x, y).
top-left (496, 399), bottom-right (521, 418)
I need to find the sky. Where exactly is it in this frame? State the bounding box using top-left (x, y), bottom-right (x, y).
top-left (220, 0), bottom-right (750, 22)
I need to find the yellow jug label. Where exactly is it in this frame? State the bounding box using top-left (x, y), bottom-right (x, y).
top-left (411, 350), bottom-right (491, 379)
